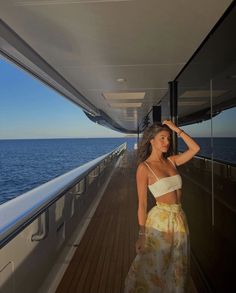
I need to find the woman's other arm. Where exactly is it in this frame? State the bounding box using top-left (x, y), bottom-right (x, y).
top-left (135, 163), bottom-right (148, 253)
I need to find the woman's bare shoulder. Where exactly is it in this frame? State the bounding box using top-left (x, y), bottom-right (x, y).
top-left (136, 162), bottom-right (148, 174)
top-left (136, 162), bottom-right (149, 183)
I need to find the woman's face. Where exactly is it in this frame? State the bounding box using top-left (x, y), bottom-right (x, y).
top-left (150, 130), bottom-right (171, 153)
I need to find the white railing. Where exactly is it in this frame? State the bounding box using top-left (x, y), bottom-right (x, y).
top-left (0, 142), bottom-right (126, 248)
top-left (0, 142), bottom-right (126, 293)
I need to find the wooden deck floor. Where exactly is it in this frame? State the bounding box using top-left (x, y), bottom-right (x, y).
top-left (56, 151), bottom-right (198, 293)
top-left (56, 151), bottom-right (137, 293)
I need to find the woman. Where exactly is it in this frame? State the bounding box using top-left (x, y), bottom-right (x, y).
top-left (124, 120), bottom-right (200, 293)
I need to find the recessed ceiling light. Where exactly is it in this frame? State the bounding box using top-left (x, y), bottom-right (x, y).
top-left (103, 92), bottom-right (145, 100)
top-left (116, 78), bottom-right (127, 83)
top-left (109, 103), bottom-right (142, 108)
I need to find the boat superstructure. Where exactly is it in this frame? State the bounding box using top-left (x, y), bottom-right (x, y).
top-left (1, 1), bottom-right (236, 292)
top-left (0, 0), bottom-right (234, 132)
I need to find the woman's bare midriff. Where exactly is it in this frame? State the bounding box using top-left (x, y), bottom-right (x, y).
top-left (155, 189), bottom-right (182, 204)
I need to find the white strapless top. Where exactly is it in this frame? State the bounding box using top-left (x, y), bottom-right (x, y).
top-left (144, 158), bottom-right (182, 198)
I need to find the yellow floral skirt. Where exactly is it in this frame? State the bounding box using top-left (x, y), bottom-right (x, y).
top-left (124, 202), bottom-right (190, 293)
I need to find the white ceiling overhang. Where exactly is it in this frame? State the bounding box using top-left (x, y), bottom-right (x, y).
top-left (0, 0), bottom-right (233, 133)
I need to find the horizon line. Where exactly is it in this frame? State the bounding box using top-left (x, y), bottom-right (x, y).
top-left (0, 136), bottom-right (127, 140)
top-left (0, 136), bottom-right (235, 140)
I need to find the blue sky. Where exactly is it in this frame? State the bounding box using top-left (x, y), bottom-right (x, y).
top-left (0, 58), bottom-right (235, 139)
top-left (0, 58), bottom-right (123, 139)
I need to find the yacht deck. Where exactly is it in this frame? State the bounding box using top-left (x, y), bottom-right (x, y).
top-left (56, 151), bottom-right (198, 293)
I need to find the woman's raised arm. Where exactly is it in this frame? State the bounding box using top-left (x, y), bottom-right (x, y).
top-left (162, 120), bottom-right (200, 166)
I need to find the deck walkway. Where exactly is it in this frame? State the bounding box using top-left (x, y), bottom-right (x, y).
top-left (56, 151), bottom-right (197, 293)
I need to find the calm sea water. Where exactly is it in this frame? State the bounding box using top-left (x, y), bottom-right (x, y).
top-left (0, 137), bottom-right (235, 205)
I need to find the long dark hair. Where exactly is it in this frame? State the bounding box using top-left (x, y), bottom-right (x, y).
top-left (137, 122), bottom-right (172, 165)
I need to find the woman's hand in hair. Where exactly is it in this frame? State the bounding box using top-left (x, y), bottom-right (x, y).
top-left (162, 120), bottom-right (179, 133)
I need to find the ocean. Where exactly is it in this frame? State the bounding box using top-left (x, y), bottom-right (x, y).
top-left (0, 137), bottom-right (235, 205)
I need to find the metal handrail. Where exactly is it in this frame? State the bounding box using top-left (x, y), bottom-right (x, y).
top-left (178, 150), bottom-right (236, 167)
top-left (31, 210), bottom-right (49, 242)
top-left (195, 153), bottom-right (236, 167)
top-left (0, 142), bottom-right (127, 248)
